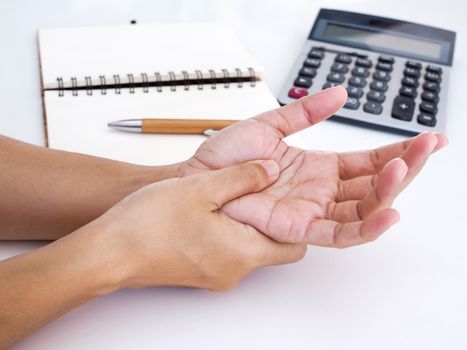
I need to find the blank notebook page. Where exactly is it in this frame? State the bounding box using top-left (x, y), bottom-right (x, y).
top-left (44, 83), bottom-right (284, 166)
top-left (39, 22), bottom-right (304, 166)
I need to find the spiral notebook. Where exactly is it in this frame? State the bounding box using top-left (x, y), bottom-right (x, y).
top-left (37, 22), bottom-right (284, 166)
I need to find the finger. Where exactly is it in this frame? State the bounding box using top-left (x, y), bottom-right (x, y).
top-left (255, 239), bottom-right (308, 267)
top-left (331, 158), bottom-right (407, 222)
top-left (306, 208), bottom-right (400, 248)
top-left (243, 226), bottom-right (307, 266)
top-left (204, 160), bottom-right (280, 208)
top-left (226, 220), bottom-right (308, 267)
top-left (398, 133), bottom-right (437, 190)
top-left (358, 158), bottom-right (408, 218)
top-left (338, 132), bottom-right (447, 180)
top-left (337, 175), bottom-right (376, 201)
top-left (254, 86), bottom-right (347, 138)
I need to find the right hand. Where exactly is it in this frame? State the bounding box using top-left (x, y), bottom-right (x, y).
top-left (93, 160), bottom-right (306, 292)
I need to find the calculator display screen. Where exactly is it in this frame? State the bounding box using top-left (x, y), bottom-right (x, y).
top-left (323, 24), bottom-right (442, 60)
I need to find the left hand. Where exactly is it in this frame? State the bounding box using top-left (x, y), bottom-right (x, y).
top-left (180, 86), bottom-right (448, 248)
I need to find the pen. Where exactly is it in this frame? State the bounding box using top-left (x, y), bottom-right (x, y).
top-left (108, 118), bottom-right (239, 136)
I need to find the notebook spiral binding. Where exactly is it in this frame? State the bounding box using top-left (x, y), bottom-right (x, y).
top-left (55, 67), bottom-right (256, 97)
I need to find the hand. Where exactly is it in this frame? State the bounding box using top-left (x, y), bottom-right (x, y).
top-left (94, 161), bottom-right (306, 291)
top-left (181, 87), bottom-right (448, 247)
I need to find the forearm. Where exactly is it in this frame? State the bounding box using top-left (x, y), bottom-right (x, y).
top-left (0, 135), bottom-right (181, 239)
top-left (0, 223), bottom-right (119, 348)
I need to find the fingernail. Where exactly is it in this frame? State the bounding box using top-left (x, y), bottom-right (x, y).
top-left (259, 160), bottom-right (280, 178)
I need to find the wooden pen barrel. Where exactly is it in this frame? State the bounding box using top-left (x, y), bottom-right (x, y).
top-left (141, 119), bottom-right (238, 134)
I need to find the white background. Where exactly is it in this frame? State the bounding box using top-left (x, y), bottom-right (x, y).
top-left (1, 0), bottom-right (466, 349)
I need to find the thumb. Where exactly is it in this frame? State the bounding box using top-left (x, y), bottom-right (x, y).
top-left (206, 160), bottom-right (279, 208)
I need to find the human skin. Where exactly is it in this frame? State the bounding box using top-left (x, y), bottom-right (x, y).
top-left (0, 86), bottom-right (448, 244)
top-left (0, 161), bottom-right (306, 348)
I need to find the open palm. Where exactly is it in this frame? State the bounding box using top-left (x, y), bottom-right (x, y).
top-left (180, 87), bottom-right (448, 248)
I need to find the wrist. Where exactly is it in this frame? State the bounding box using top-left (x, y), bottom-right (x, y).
top-left (49, 222), bottom-right (127, 298)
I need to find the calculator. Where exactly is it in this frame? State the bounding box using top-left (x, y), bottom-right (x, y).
top-left (278, 9), bottom-right (456, 135)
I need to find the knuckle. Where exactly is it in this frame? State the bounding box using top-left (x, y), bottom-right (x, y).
top-left (241, 164), bottom-right (264, 189)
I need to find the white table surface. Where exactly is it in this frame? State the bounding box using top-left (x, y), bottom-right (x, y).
top-left (1, 0), bottom-right (467, 349)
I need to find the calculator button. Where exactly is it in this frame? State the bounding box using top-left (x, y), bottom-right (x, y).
top-left (344, 97), bottom-right (360, 110)
top-left (351, 67), bottom-right (369, 78)
top-left (364, 102), bottom-right (383, 115)
top-left (401, 76), bottom-right (419, 88)
top-left (299, 67), bottom-right (317, 78)
top-left (417, 113), bottom-right (437, 127)
top-left (419, 101), bottom-right (438, 115)
top-left (421, 91), bottom-right (439, 104)
top-left (294, 76), bottom-right (312, 88)
top-left (376, 62), bottom-right (393, 72)
top-left (373, 70), bottom-right (391, 82)
top-left (327, 72), bottom-right (346, 83)
top-left (308, 49), bottom-right (325, 59)
top-left (391, 96), bottom-right (415, 121)
top-left (378, 55), bottom-right (395, 64)
top-left (347, 86), bottom-right (364, 98)
top-left (288, 87), bottom-right (308, 99)
top-left (348, 76), bottom-right (366, 87)
top-left (425, 72), bottom-right (441, 83)
top-left (330, 63), bottom-right (349, 74)
top-left (426, 65), bottom-right (443, 75)
top-left (406, 60), bottom-right (422, 70)
top-left (367, 90), bottom-right (385, 103)
top-left (335, 54), bottom-right (352, 64)
top-left (399, 86), bottom-right (417, 99)
top-left (403, 68), bottom-right (421, 78)
top-left (355, 58), bottom-right (372, 68)
top-left (423, 81), bottom-right (440, 93)
top-left (303, 58), bottom-right (321, 68)
top-left (370, 80), bottom-right (388, 92)
top-left (322, 82), bottom-right (340, 90)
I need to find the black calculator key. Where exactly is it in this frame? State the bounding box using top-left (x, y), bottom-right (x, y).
top-left (356, 58), bottom-right (372, 68)
top-left (417, 113), bottom-right (437, 127)
top-left (327, 72), bottom-right (346, 83)
top-left (370, 80), bottom-right (388, 92)
top-left (423, 81), bottom-right (440, 93)
top-left (401, 76), bottom-right (419, 87)
top-left (335, 54), bottom-right (352, 64)
top-left (331, 63), bottom-right (349, 74)
top-left (421, 91), bottom-right (439, 103)
top-left (376, 62), bottom-right (393, 72)
top-left (378, 55), bottom-right (395, 64)
top-left (425, 72), bottom-right (441, 83)
top-left (426, 65), bottom-right (443, 75)
top-left (322, 82), bottom-right (340, 90)
top-left (344, 97), bottom-right (360, 110)
top-left (367, 90), bottom-right (385, 103)
top-left (373, 70), bottom-right (391, 82)
top-left (347, 86), bottom-right (364, 98)
top-left (308, 49), bottom-right (324, 59)
top-left (294, 76), bottom-right (312, 88)
top-left (420, 101), bottom-right (438, 115)
top-left (348, 76), bottom-right (366, 87)
top-left (399, 86), bottom-right (417, 98)
top-left (391, 96), bottom-right (415, 121)
top-left (406, 60), bottom-right (422, 70)
top-left (303, 58), bottom-right (321, 68)
top-left (299, 67), bottom-right (317, 78)
top-left (364, 102), bottom-right (383, 115)
top-left (352, 67), bottom-right (369, 77)
top-left (404, 68), bottom-right (421, 78)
